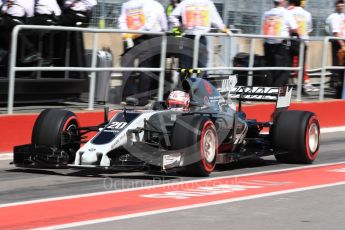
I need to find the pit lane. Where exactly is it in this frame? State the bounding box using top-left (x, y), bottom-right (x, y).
top-left (0, 131), bottom-right (344, 229)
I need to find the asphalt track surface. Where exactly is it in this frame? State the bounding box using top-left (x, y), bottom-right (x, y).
top-left (0, 131), bottom-right (344, 230)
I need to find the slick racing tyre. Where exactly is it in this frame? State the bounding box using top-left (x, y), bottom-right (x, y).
top-left (272, 110), bottom-right (320, 164)
top-left (32, 109), bottom-right (80, 163)
top-left (172, 116), bottom-right (218, 177)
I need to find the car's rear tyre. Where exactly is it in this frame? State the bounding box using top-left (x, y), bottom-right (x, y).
top-left (172, 116), bottom-right (218, 177)
top-left (32, 109), bottom-right (80, 163)
top-left (272, 110), bottom-right (320, 164)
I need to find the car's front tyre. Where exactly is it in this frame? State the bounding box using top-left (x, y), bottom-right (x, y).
top-left (32, 109), bottom-right (80, 163)
top-left (172, 116), bottom-right (218, 176)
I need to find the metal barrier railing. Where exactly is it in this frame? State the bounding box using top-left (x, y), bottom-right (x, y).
top-left (192, 33), bottom-right (345, 101)
top-left (7, 25), bottom-right (167, 114)
top-left (6, 26), bottom-right (345, 114)
top-left (192, 33), bottom-right (308, 101)
top-left (320, 36), bottom-right (345, 101)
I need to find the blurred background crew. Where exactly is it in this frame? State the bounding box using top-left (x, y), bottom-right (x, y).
top-left (30, 0), bottom-right (61, 25)
top-left (288, 0), bottom-right (318, 93)
top-left (60, 0), bottom-right (97, 27)
top-left (0, 0), bottom-right (4, 25)
top-left (6, 0), bottom-right (34, 18)
top-left (118, 0), bottom-right (167, 45)
top-left (166, 0), bottom-right (180, 17)
top-left (0, 0), bottom-right (4, 61)
top-left (118, 0), bottom-right (168, 106)
top-left (169, 0), bottom-right (229, 70)
top-left (325, 0), bottom-right (345, 98)
top-left (0, 0), bottom-right (36, 63)
top-left (300, 0), bottom-right (306, 7)
top-left (26, 0), bottom-right (63, 68)
top-left (0, 0), bottom-right (4, 14)
top-left (261, 0), bottom-right (299, 87)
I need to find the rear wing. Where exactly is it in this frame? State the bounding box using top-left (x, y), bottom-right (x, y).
top-left (218, 75), bottom-right (293, 110)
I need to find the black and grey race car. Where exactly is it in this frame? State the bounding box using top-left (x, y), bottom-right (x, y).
top-left (13, 73), bottom-right (320, 176)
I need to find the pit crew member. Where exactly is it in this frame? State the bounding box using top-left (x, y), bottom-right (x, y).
top-left (118, 0), bottom-right (168, 106)
top-left (169, 0), bottom-right (229, 71)
top-left (262, 0), bottom-right (300, 87)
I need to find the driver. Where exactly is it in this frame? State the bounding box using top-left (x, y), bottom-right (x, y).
top-left (167, 90), bottom-right (190, 111)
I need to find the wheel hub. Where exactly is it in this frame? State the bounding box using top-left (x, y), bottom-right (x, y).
top-left (203, 129), bottom-right (216, 163)
top-left (308, 123), bottom-right (319, 153)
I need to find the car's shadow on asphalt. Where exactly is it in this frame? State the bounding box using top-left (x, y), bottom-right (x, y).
top-left (6, 168), bottom-right (64, 176)
top-left (215, 158), bottom-right (280, 172)
top-left (6, 158), bottom-right (281, 180)
top-left (5, 167), bottom-right (180, 180)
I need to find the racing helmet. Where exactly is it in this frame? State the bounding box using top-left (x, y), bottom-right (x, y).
top-left (167, 90), bottom-right (190, 111)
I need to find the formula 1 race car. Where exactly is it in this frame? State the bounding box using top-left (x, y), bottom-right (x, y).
top-left (13, 72), bottom-right (320, 176)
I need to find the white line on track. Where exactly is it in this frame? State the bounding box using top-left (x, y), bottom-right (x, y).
top-left (1, 161), bottom-right (345, 209)
top-left (320, 126), bottom-right (345, 133)
top-left (259, 126), bottom-right (345, 134)
top-left (33, 181), bottom-right (345, 230)
top-left (0, 153), bottom-right (13, 161)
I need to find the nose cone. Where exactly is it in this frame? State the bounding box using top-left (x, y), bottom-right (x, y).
top-left (81, 150), bottom-right (99, 165)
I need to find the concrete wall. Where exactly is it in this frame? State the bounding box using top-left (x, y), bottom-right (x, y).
top-left (2, 100), bottom-right (345, 153)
